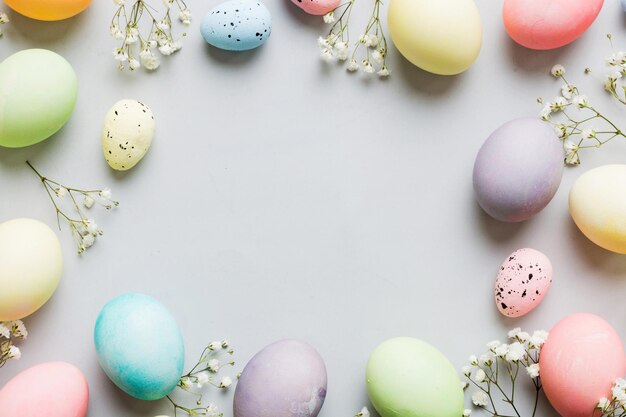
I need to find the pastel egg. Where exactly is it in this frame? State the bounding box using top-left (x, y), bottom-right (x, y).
top-left (473, 118), bottom-right (564, 222)
top-left (0, 219), bottom-right (63, 321)
top-left (494, 248), bottom-right (552, 317)
top-left (200, 0), bottom-right (272, 51)
top-left (0, 49), bottom-right (77, 148)
top-left (290, 0), bottom-right (340, 15)
top-left (234, 340), bottom-right (327, 417)
top-left (4, 0), bottom-right (92, 21)
top-left (569, 165), bottom-right (626, 254)
top-left (0, 362), bottom-right (89, 417)
top-left (94, 293), bottom-right (184, 400)
top-left (388, 0), bottom-right (482, 75)
top-left (366, 338), bottom-right (463, 417)
top-left (503, 0), bottom-right (604, 50)
top-left (102, 99), bottom-right (155, 171)
top-left (540, 313), bottom-right (626, 417)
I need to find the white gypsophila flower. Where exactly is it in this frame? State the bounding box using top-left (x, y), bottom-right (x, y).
top-left (612, 385), bottom-right (626, 405)
top-left (113, 48), bottom-right (128, 62)
top-left (10, 320), bottom-right (27, 339)
top-left (206, 403), bottom-right (220, 417)
top-left (320, 48), bottom-right (334, 62)
top-left (362, 60), bottom-right (375, 74)
top-left (157, 19), bottom-right (170, 31)
top-left (8, 345), bottom-right (20, 360)
top-left (550, 96), bottom-right (568, 112)
top-left (86, 220), bottom-right (99, 235)
top-left (582, 128), bottom-right (597, 139)
top-left (462, 365), bottom-right (472, 376)
top-left (561, 84), bottom-right (576, 100)
top-left (129, 58), bottom-right (140, 70)
top-left (555, 124), bottom-right (567, 138)
top-left (526, 363), bottom-right (540, 378)
top-left (471, 391), bottom-right (488, 407)
top-left (508, 328), bottom-right (521, 338)
top-left (517, 331), bottom-right (530, 342)
top-left (0, 323), bottom-right (10, 339)
top-left (473, 369), bottom-right (487, 383)
top-left (84, 195), bottom-right (95, 209)
top-left (159, 43), bottom-right (175, 56)
top-left (357, 407), bottom-right (370, 417)
top-left (486, 340), bottom-right (500, 351)
top-left (494, 343), bottom-right (509, 358)
top-left (317, 36), bottom-right (330, 48)
top-left (551, 64), bottom-right (565, 77)
top-left (461, 381), bottom-right (469, 390)
top-left (180, 376), bottom-right (192, 390)
top-left (468, 355), bottom-right (478, 365)
top-left (368, 34), bottom-right (379, 48)
top-left (196, 371), bottom-right (210, 387)
top-left (505, 342), bottom-right (526, 362)
top-left (479, 353), bottom-right (493, 366)
top-left (371, 50), bottom-right (384, 64)
top-left (0, 13), bottom-right (9, 24)
top-left (219, 376), bottom-right (232, 388)
top-left (113, 0), bottom-right (124, 6)
top-left (377, 66), bottom-right (390, 77)
top-left (125, 27), bottom-right (139, 44)
top-left (209, 341), bottom-right (222, 350)
top-left (615, 379), bottom-right (626, 389)
top-left (208, 358), bottom-right (220, 372)
top-left (179, 9), bottom-right (192, 25)
top-left (598, 397), bottom-right (611, 411)
top-left (56, 187), bottom-right (68, 198)
top-left (142, 55), bottom-right (160, 70)
top-left (334, 42), bottom-right (348, 61)
top-left (529, 330), bottom-right (548, 347)
top-left (323, 12), bottom-right (335, 24)
top-left (539, 105), bottom-right (552, 121)
top-left (573, 95), bottom-right (589, 108)
top-left (100, 188), bottom-right (112, 200)
top-left (463, 409), bottom-right (472, 417)
top-left (163, 0), bottom-right (174, 8)
top-left (82, 234), bottom-right (95, 248)
top-left (565, 142), bottom-right (580, 165)
top-left (347, 59), bottom-right (359, 72)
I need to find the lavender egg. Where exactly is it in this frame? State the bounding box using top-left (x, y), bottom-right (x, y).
top-left (473, 118), bottom-right (563, 222)
top-left (234, 340), bottom-right (327, 417)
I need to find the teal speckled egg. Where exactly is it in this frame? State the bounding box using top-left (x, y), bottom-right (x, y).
top-left (94, 293), bottom-right (184, 401)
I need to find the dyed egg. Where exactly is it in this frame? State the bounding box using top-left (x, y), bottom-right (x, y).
top-left (0, 219), bottom-right (63, 321)
top-left (540, 313), bottom-right (626, 417)
top-left (0, 49), bottom-right (77, 148)
top-left (570, 165), bottom-right (626, 254)
top-left (366, 338), bottom-right (463, 417)
top-left (0, 362), bottom-right (89, 417)
top-left (494, 248), bottom-right (552, 317)
top-left (473, 118), bottom-right (563, 222)
top-left (102, 100), bottom-right (155, 171)
top-left (94, 293), bottom-right (184, 400)
top-left (503, 0), bottom-right (604, 50)
top-left (4, 0), bottom-right (91, 21)
top-left (388, 0), bottom-right (482, 75)
top-left (291, 0), bottom-right (340, 15)
top-left (234, 340), bottom-right (327, 417)
top-left (200, 0), bottom-right (272, 51)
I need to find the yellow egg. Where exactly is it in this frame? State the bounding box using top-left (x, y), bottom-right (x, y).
top-left (0, 219), bottom-right (63, 321)
top-left (388, 0), bottom-right (482, 75)
top-left (4, 0), bottom-right (92, 21)
top-left (569, 165), bottom-right (626, 254)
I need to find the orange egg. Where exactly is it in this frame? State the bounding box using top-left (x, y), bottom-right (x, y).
top-left (4, 0), bottom-right (92, 21)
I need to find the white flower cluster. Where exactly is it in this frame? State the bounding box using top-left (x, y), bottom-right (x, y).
top-left (0, 12), bottom-right (8, 38)
top-left (355, 407), bottom-right (370, 417)
top-left (597, 378), bottom-right (626, 416)
top-left (603, 35), bottom-right (626, 104)
top-left (0, 321), bottom-right (27, 368)
top-left (110, 0), bottom-right (191, 71)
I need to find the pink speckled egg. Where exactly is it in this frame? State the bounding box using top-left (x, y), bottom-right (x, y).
top-left (494, 248), bottom-right (552, 317)
top-left (291, 0), bottom-right (340, 15)
top-left (0, 361), bottom-right (89, 417)
top-left (503, 0), bottom-right (604, 50)
top-left (540, 314), bottom-right (626, 417)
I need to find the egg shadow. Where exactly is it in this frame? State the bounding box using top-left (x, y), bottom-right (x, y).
top-left (0, 127), bottom-right (73, 169)
top-left (473, 197), bottom-right (529, 243)
top-left (96, 367), bottom-right (165, 414)
top-left (203, 43), bottom-right (264, 66)
top-left (504, 35), bottom-right (576, 75)
top-left (4, 6), bottom-right (91, 45)
top-left (391, 52), bottom-right (462, 97)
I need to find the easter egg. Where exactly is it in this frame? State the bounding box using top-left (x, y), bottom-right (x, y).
top-left (494, 248), bottom-right (552, 318)
top-left (94, 293), bottom-right (184, 401)
top-left (569, 165), bottom-right (626, 254)
top-left (234, 340), bottom-right (327, 417)
top-left (4, 0), bottom-right (92, 21)
top-left (540, 313), bottom-right (626, 417)
top-left (388, 0), bottom-right (482, 75)
top-left (0, 219), bottom-right (63, 321)
top-left (473, 118), bottom-right (563, 222)
top-left (0, 362), bottom-right (89, 417)
top-left (102, 100), bottom-right (155, 171)
top-left (200, 0), bottom-right (272, 51)
top-left (291, 0), bottom-right (340, 15)
top-left (503, 0), bottom-right (604, 50)
top-left (0, 49), bottom-right (77, 148)
top-left (366, 338), bottom-right (463, 417)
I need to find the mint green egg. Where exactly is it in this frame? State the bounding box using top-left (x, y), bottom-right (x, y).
top-left (0, 49), bottom-right (77, 148)
top-left (366, 337), bottom-right (464, 417)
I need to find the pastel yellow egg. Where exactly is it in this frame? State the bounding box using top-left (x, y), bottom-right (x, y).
top-left (569, 165), bottom-right (626, 254)
top-left (4, 0), bottom-right (92, 21)
top-left (0, 219), bottom-right (63, 321)
top-left (388, 0), bottom-right (482, 75)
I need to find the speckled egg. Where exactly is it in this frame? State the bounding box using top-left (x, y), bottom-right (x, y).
top-left (0, 362), bottom-right (89, 417)
top-left (540, 313), bottom-right (626, 417)
top-left (473, 118), bottom-right (564, 222)
top-left (94, 293), bottom-right (184, 401)
top-left (291, 0), bottom-right (340, 15)
top-left (102, 99), bottom-right (155, 171)
top-left (234, 340), bottom-right (327, 417)
top-left (200, 0), bottom-right (272, 51)
top-left (503, 0), bottom-right (604, 50)
top-left (494, 248), bottom-right (552, 318)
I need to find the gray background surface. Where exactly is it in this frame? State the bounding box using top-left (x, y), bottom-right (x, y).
top-left (1, 0), bottom-right (626, 416)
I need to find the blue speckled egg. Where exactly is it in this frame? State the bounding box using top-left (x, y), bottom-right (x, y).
top-left (200, 0), bottom-right (272, 51)
top-left (94, 293), bottom-right (184, 401)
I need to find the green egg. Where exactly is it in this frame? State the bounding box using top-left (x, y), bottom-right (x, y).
top-left (366, 337), bottom-right (464, 417)
top-left (0, 49), bottom-right (77, 148)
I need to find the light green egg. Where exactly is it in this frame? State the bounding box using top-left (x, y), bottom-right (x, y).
top-left (366, 337), bottom-right (464, 417)
top-left (0, 49), bottom-right (77, 148)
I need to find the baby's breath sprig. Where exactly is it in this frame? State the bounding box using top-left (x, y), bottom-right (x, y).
top-left (26, 161), bottom-right (119, 254)
top-left (0, 12), bottom-right (9, 38)
top-left (462, 328), bottom-right (548, 417)
top-left (596, 379), bottom-right (626, 416)
top-left (110, 0), bottom-right (191, 72)
top-left (602, 34), bottom-right (626, 106)
top-left (0, 320), bottom-right (27, 369)
top-left (354, 406), bottom-right (371, 417)
top-left (166, 340), bottom-right (236, 417)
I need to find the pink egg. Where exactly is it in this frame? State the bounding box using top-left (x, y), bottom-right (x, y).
top-left (494, 248), bottom-right (552, 317)
top-left (540, 314), bottom-right (626, 417)
top-left (290, 0), bottom-right (340, 15)
top-left (503, 0), bottom-right (604, 50)
top-left (0, 361), bottom-right (89, 417)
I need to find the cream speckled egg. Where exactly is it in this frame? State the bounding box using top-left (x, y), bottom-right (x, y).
top-left (102, 100), bottom-right (155, 171)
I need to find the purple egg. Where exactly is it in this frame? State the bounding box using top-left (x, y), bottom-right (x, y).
top-left (473, 118), bottom-right (563, 222)
top-left (234, 340), bottom-right (328, 417)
